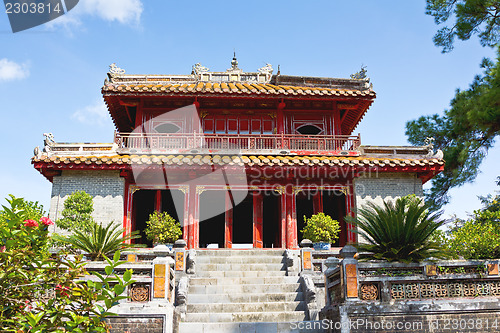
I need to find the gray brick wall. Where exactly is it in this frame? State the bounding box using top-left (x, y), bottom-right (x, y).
top-left (49, 170), bottom-right (125, 232)
top-left (353, 172), bottom-right (424, 243)
top-left (354, 172), bottom-right (423, 210)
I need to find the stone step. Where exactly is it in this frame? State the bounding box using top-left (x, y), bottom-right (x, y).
top-left (189, 276), bottom-right (300, 285)
top-left (188, 292), bottom-right (305, 304)
top-left (187, 301), bottom-right (307, 313)
top-left (197, 263), bottom-right (285, 272)
top-left (196, 256), bottom-right (285, 264)
top-left (179, 321), bottom-right (326, 333)
top-left (196, 249), bottom-right (286, 257)
top-left (195, 270), bottom-right (288, 278)
top-left (188, 283), bottom-right (301, 294)
top-left (184, 311), bottom-right (306, 323)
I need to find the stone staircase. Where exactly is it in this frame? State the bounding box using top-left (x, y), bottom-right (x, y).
top-left (179, 249), bottom-right (324, 333)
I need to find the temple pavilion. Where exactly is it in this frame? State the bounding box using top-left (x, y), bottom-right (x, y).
top-left (32, 57), bottom-right (444, 249)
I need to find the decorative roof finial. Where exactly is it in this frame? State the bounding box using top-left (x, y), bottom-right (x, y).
top-left (231, 51), bottom-right (238, 69)
top-left (109, 63), bottom-right (125, 75)
top-left (227, 50), bottom-right (241, 72)
top-left (350, 65), bottom-right (368, 80)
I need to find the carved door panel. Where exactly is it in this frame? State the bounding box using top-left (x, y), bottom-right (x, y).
top-left (253, 193), bottom-right (263, 248)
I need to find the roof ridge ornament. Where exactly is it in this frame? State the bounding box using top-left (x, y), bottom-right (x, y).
top-left (350, 65), bottom-right (368, 80)
top-left (109, 63), bottom-right (125, 75)
top-left (227, 52), bottom-right (242, 73)
top-left (192, 63), bottom-right (210, 75)
top-left (258, 63), bottom-right (273, 75)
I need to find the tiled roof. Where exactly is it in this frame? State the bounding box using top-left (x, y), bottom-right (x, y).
top-left (102, 82), bottom-right (376, 98)
top-left (33, 154), bottom-right (443, 168)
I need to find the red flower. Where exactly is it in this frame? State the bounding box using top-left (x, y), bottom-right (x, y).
top-left (23, 219), bottom-right (38, 227)
top-left (40, 217), bottom-right (53, 226)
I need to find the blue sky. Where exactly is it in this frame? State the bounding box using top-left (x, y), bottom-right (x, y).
top-left (0, 0), bottom-right (498, 219)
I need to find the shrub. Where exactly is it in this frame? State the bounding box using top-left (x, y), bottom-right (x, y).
top-left (347, 195), bottom-right (450, 262)
top-left (0, 196), bottom-right (134, 331)
top-left (145, 211), bottom-right (182, 244)
top-left (0, 195), bottom-right (51, 254)
top-left (448, 220), bottom-right (500, 259)
top-left (301, 212), bottom-right (341, 243)
top-left (56, 190), bottom-right (95, 233)
top-left (54, 222), bottom-right (142, 261)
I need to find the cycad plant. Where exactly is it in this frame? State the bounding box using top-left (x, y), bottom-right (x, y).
top-left (346, 195), bottom-right (449, 263)
top-left (54, 222), bottom-right (142, 260)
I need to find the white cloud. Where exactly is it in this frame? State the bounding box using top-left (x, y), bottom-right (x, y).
top-left (0, 59), bottom-right (30, 82)
top-left (81, 0), bottom-right (143, 24)
top-left (72, 100), bottom-right (109, 126)
top-left (49, 0), bottom-right (143, 29)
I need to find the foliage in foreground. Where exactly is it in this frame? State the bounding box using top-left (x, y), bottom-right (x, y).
top-left (145, 210), bottom-right (183, 244)
top-left (54, 222), bottom-right (142, 261)
top-left (0, 196), bottom-right (134, 332)
top-left (301, 212), bottom-right (341, 243)
top-left (347, 195), bottom-right (449, 263)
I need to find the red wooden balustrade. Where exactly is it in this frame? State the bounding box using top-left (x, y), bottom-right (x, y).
top-left (114, 132), bottom-right (361, 155)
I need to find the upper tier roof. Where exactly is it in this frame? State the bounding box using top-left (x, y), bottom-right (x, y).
top-left (102, 61), bottom-right (376, 134)
top-left (103, 62), bottom-right (374, 96)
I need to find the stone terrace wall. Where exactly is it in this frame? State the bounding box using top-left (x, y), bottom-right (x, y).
top-left (48, 170), bottom-right (124, 231)
top-left (106, 316), bottom-right (164, 333)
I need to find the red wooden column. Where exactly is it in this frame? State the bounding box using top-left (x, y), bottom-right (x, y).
top-left (253, 192), bottom-right (263, 248)
top-left (286, 189), bottom-right (298, 249)
top-left (123, 181), bottom-right (133, 244)
top-left (280, 189), bottom-right (287, 248)
top-left (182, 188), bottom-right (189, 244)
top-left (135, 99), bottom-right (144, 131)
top-left (277, 101), bottom-right (285, 134)
top-left (313, 191), bottom-right (323, 214)
top-left (187, 185), bottom-right (200, 249)
top-left (225, 193), bottom-right (233, 248)
top-left (332, 101), bottom-right (341, 136)
top-left (155, 190), bottom-right (162, 212)
top-left (345, 184), bottom-right (357, 244)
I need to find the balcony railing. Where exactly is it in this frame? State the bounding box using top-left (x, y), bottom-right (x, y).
top-left (114, 132), bottom-right (361, 156)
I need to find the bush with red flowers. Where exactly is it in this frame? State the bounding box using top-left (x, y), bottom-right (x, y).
top-left (0, 196), bottom-right (134, 332)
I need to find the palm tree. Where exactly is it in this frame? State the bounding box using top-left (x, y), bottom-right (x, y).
top-left (346, 195), bottom-right (450, 262)
top-left (54, 222), bottom-right (142, 260)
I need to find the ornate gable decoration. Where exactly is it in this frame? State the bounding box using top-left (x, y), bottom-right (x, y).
top-left (193, 55), bottom-right (273, 83)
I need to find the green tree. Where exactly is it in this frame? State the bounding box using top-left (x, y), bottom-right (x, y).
top-left (438, 179), bottom-right (500, 259)
top-left (406, 1), bottom-right (500, 209)
top-left (406, 48), bottom-right (500, 209)
top-left (56, 190), bottom-right (95, 233)
top-left (426, 0), bottom-right (500, 53)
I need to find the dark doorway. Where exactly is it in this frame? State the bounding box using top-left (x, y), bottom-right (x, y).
top-left (232, 191), bottom-right (253, 244)
top-left (133, 190), bottom-right (156, 246)
top-left (323, 190), bottom-right (346, 246)
top-left (296, 191), bottom-right (314, 243)
top-left (199, 191), bottom-right (225, 248)
top-left (161, 189), bottom-right (184, 231)
top-left (263, 191), bottom-right (280, 248)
